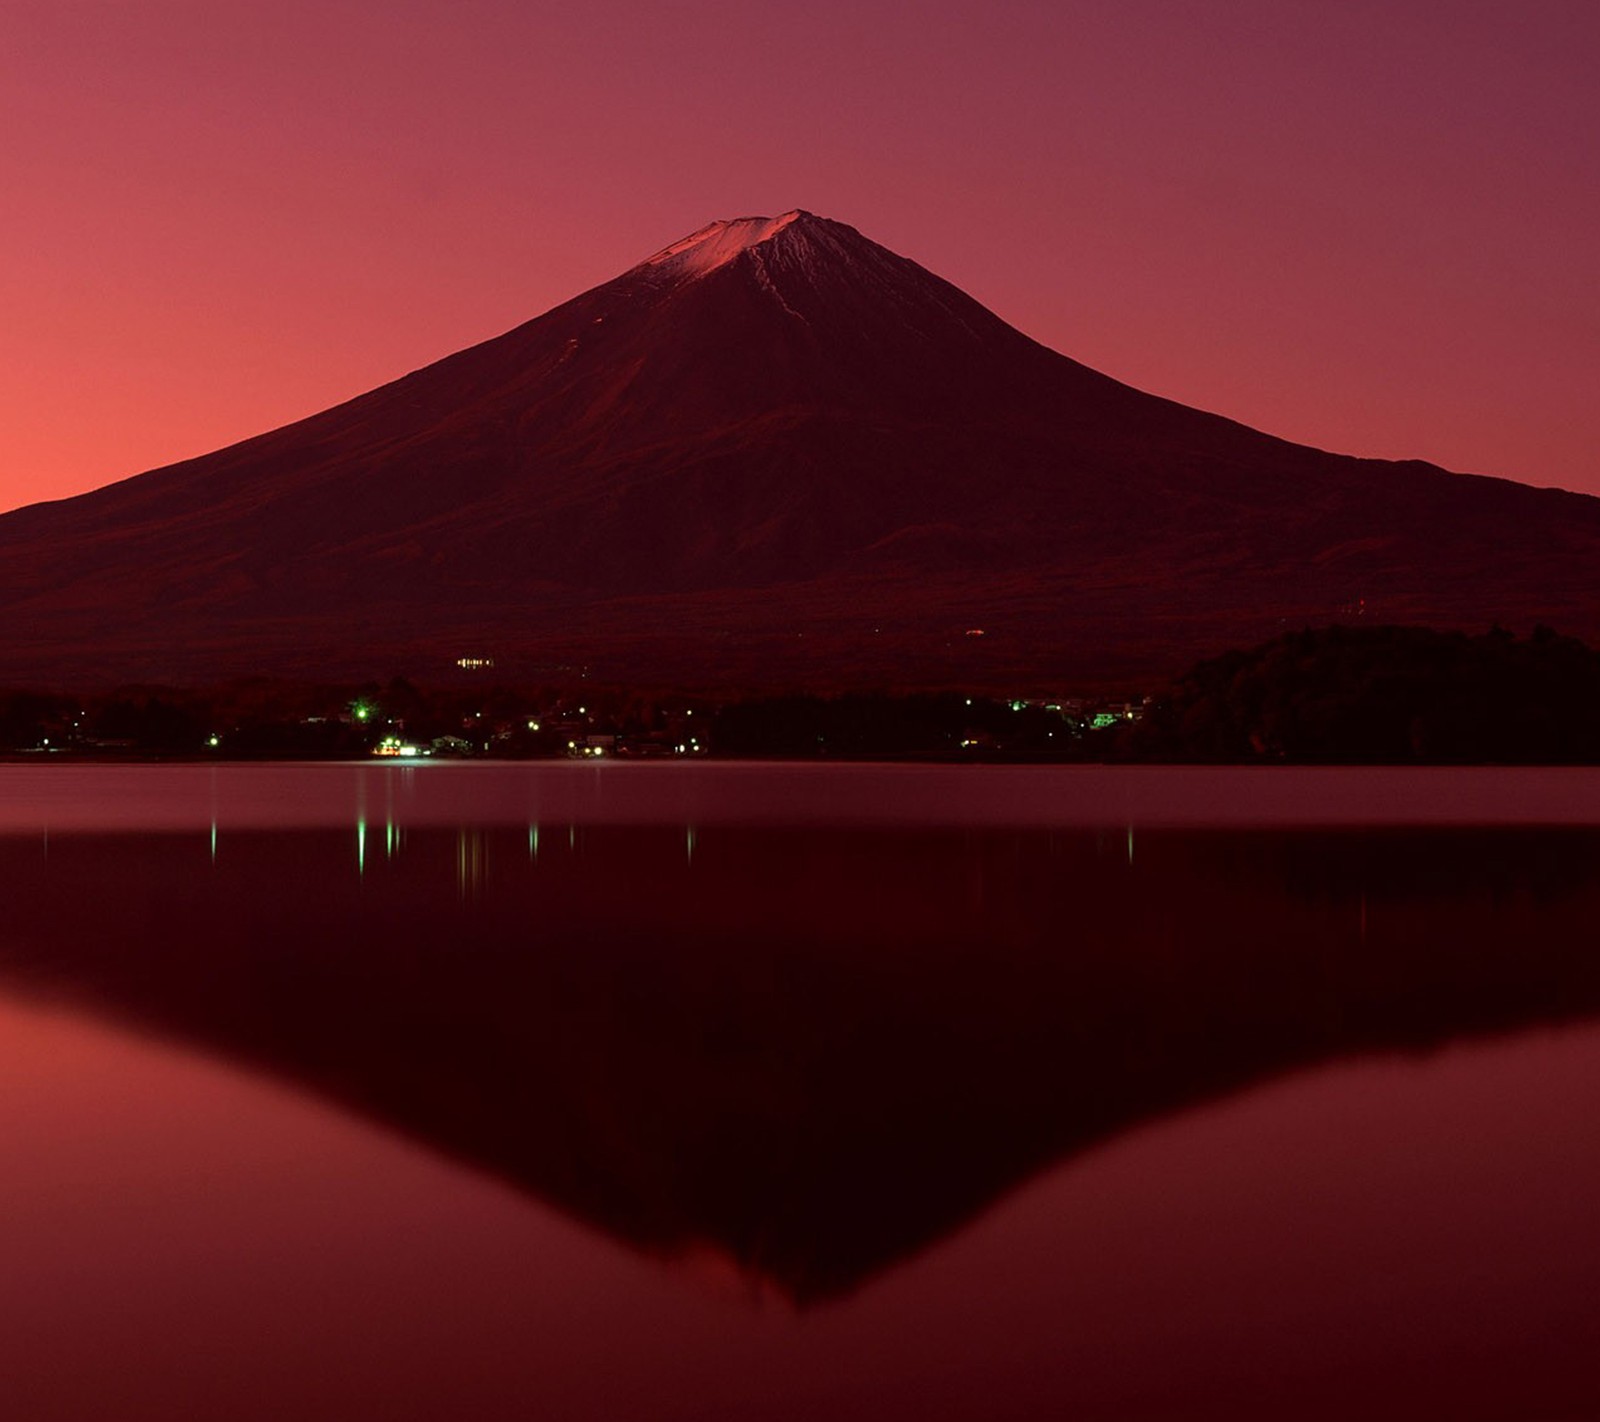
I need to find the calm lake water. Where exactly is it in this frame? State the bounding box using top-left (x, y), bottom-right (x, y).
top-left (2, 763), bottom-right (1599, 1421)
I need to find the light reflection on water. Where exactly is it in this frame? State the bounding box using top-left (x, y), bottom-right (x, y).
top-left (457, 827), bottom-right (488, 897)
top-left (1, 765), bottom-right (1599, 1419)
top-left (4, 761), bottom-right (1600, 835)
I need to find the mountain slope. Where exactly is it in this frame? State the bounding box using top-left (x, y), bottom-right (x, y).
top-left (2, 210), bottom-right (1598, 687)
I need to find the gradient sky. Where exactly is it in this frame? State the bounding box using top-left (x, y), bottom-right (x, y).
top-left (3, 0), bottom-right (1595, 513)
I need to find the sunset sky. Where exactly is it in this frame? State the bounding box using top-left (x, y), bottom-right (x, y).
top-left (3, 0), bottom-right (1595, 513)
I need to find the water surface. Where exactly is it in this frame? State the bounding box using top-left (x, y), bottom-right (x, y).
top-left (2, 764), bottom-right (1597, 1419)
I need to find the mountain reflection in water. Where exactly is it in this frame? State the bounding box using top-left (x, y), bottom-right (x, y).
top-left (4, 822), bottom-right (1599, 1306)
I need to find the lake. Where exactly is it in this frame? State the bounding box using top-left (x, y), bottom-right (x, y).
top-left (2, 763), bottom-right (1598, 1420)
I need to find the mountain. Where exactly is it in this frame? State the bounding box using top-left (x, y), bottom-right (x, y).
top-left (7, 823), bottom-right (1600, 1303)
top-left (3, 209), bottom-right (1598, 688)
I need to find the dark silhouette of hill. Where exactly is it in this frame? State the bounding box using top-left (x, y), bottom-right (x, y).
top-left (4, 823), bottom-right (1600, 1304)
top-left (3, 210), bottom-right (1599, 687)
top-left (1129, 623), bottom-right (1600, 761)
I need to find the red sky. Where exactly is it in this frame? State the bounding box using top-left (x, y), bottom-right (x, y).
top-left (3, 0), bottom-right (1595, 513)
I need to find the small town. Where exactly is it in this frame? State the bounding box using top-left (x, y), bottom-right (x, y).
top-left (0, 678), bottom-right (1146, 761)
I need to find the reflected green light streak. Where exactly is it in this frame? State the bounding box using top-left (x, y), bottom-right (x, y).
top-left (457, 829), bottom-right (487, 897)
top-left (357, 817), bottom-right (366, 876)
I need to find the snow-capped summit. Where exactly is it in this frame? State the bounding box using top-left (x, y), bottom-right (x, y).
top-left (640, 210), bottom-right (810, 276)
top-left (627, 207), bottom-right (1017, 344)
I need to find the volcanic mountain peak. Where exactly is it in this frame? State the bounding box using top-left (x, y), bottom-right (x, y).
top-left (639, 209), bottom-right (812, 277)
top-left (4, 205), bottom-right (1600, 689)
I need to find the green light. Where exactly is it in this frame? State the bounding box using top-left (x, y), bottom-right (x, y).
top-left (207, 734), bottom-right (220, 748)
